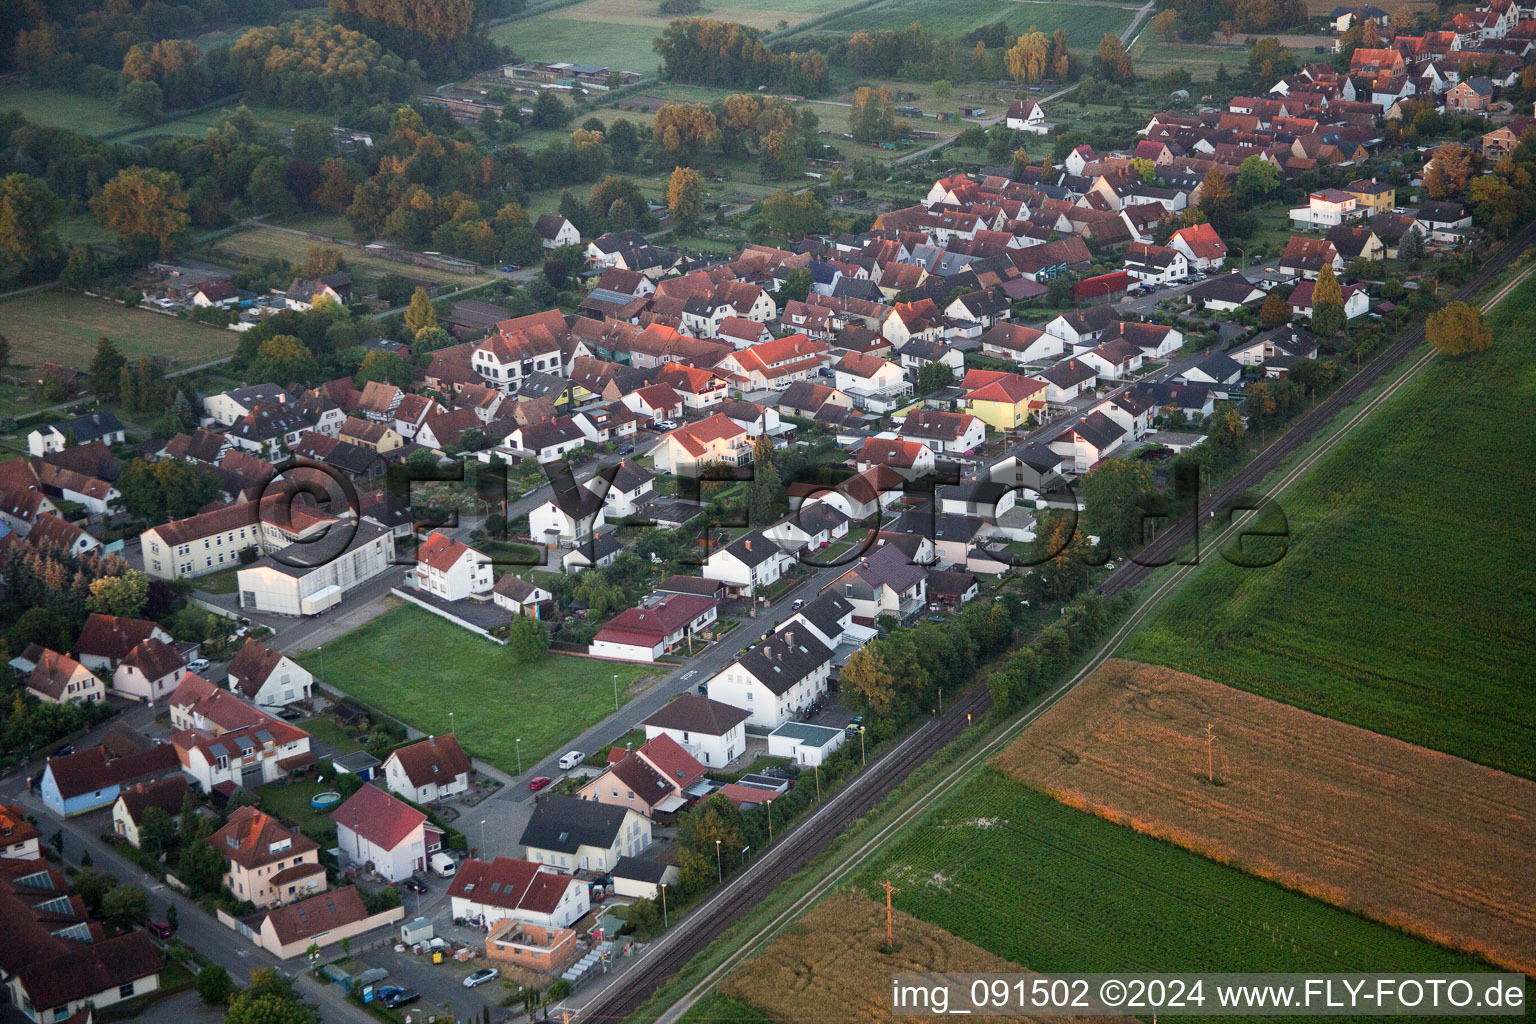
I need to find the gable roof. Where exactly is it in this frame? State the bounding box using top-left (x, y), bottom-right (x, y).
top-left (642, 694), bottom-right (751, 737)
top-left (210, 806), bottom-right (317, 869)
top-left (388, 734), bottom-right (472, 789)
top-left (330, 782), bottom-right (426, 851)
top-left (261, 885), bottom-right (369, 945)
top-left (446, 856), bottom-right (575, 915)
top-left (520, 794), bottom-right (634, 852)
top-left (735, 627), bottom-right (834, 694)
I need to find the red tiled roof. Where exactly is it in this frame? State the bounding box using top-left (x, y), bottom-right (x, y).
top-left (330, 783), bottom-right (425, 851)
top-left (388, 734), bottom-right (471, 789)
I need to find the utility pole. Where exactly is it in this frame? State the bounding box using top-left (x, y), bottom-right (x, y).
top-left (881, 880), bottom-right (900, 945)
top-left (859, 726), bottom-right (865, 765)
top-left (814, 762), bottom-right (820, 802)
top-left (715, 839), bottom-right (722, 884)
top-left (660, 882), bottom-right (668, 929)
top-left (1206, 722), bottom-right (1214, 784)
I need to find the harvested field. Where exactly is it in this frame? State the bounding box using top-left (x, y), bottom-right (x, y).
top-left (998, 659), bottom-right (1536, 975)
top-left (723, 891), bottom-right (1133, 1024)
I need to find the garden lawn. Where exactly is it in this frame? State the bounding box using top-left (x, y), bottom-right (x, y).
top-left (860, 771), bottom-right (1510, 1021)
top-left (0, 291), bottom-right (238, 372)
top-left (1122, 273), bottom-right (1536, 779)
top-left (258, 779), bottom-right (340, 842)
top-left (294, 605), bottom-right (654, 773)
top-left (0, 86), bottom-right (139, 135)
top-left (205, 225), bottom-right (494, 291)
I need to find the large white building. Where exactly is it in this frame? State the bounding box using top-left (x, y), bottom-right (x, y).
top-left (331, 783), bottom-right (445, 883)
top-left (141, 500), bottom-right (262, 581)
top-left (236, 521), bottom-right (395, 616)
top-left (447, 856), bottom-right (590, 930)
top-left (640, 695), bottom-right (751, 769)
top-left (413, 531), bottom-right (493, 602)
top-left (706, 625), bottom-right (833, 729)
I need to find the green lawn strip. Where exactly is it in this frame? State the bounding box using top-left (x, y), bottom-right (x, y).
top-left (813, 0), bottom-right (1130, 47)
top-left (1121, 273), bottom-right (1536, 779)
top-left (300, 715), bottom-right (365, 755)
top-left (675, 994), bottom-right (774, 1024)
top-left (293, 605), bottom-right (654, 773)
top-left (195, 567), bottom-right (243, 595)
top-left (860, 772), bottom-right (1501, 1005)
top-left (258, 778), bottom-right (340, 842)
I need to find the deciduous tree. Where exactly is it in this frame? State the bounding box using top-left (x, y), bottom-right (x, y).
top-left (666, 166), bottom-right (704, 235)
top-left (404, 287), bottom-right (437, 333)
top-left (1095, 34), bottom-right (1134, 83)
top-left (1426, 301), bottom-right (1492, 356)
top-left (91, 167), bottom-right (190, 261)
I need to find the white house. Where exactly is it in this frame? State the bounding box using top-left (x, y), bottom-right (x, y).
top-left (1004, 98), bottom-right (1049, 134)
top-left (702, 531), bottom-right (794, 598)
top-left (27, 411), bottom-right (126, 456)
top-left (331, 783), bottom-right (444, 882)
top-left (706, 625), bottom-right (834, 729)
top-left (492, 575), bottom-right (554, 618)
top-left (833, 352), bottom-right (910, 413)
top-left (767, 721), bottom-right (847, 766)
top-left (535, 213), bottom-right (581, 249)
top-left (529, 486), bottom-right (607, 545)
top-left (1047, 411), bottom-right (1127, 474)
top-left (110, 637), bottom-right (187, 703)
top-left (226, 638), bottom-right (314, 709)
top-left (1288, 279), bottom-right (1370, 319)
top-left (640, 695), bottom-right (750, 769)
top-left (589, 593), bottom-right (719, 662)
top-left (447, 856), bottom-right (591, 930)
top-left (236, 521), bottom-right (395, 617)
top-left (979, 323), bottom-right (1068, 364)
top-left (1288, 188), bottom-right (1362, 228)
top-left (585, 460), bottom-right (654, 518)
top-left (900, 409), bottom-right (986, 455)
top-left (172, 719), bottom-right (314, 793)
top-left (519, 794), bottom-right (651, 873)
top-left (1122, 242), bottom-right (1189, 286)
top-left (828, 543), bottom-right (928, 624)
top-left (414, 531), bottom-right (494, 602)
top-left (382, 735), bottom-right (472, 804)
top-left (141, 500), bottom-right (263, 581)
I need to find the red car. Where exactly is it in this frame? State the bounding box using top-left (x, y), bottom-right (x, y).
top-left (528, 776), bottom-right (552, 791)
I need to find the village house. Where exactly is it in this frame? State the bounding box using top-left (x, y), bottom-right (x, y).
top-left (414, 531), bottom-right (495, 601)
top-left (448, 856), bottom-right (590, 931)
top-left (26, 649), bottom-right (106, 705)
top-left (590, 593), bottom-right (720, 662)
top-left (226, 638), bottom-right (314, 709)
top-left (111, 637), bottom-right (187, 703)
top-left (707, 624), bottom-right (835, 729)
top-left (383, 734), bottom-right (472, 804)
top-left (641, 695), bottom-right (750, 768)
top-left (209, 807), bottom-right (326, 908)
top-left (827, 542), bottom-right (928, 625)
top-left (1048, 411), bottom-right (1128, 474)
top-left (900, 408), bottom-right (987, 455)
top-left (650, 414), bottom-right (753, 478)
top-left (331, 783), bottom-right (444, 882)
top-left (110, 775), bottom-right (190, 849)
top-left (519, 794), bottom-right (651, 872)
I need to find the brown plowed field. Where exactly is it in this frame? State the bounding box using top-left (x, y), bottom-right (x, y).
top-left (723, 891), bottom-right (1137, 1023)
top-left (996, 659), bottom-right (1536, 975)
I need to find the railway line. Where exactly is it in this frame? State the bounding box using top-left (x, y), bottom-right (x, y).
top-left (570, 222), bottom-right (1536, 1024)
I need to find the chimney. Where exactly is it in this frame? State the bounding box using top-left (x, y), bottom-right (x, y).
top-left (744, 539), bottom-right (751, 551)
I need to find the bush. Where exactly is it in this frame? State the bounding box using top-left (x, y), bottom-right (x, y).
top-left (195, 963), bottom-right (233, 1006)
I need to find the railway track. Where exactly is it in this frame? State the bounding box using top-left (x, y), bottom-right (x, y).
top-left (572, 222), bottom-right (1536, 1024)
top-left (1100, 218), bottom-right (1536, 596)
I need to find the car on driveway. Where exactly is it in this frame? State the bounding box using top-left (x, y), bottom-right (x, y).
top-left (278, 708), bottom-right (304, 721)
top-left (401, 876), bottom-right (428, 894)
top-left (528, 775), bottom-right (552, 791)
top-left (464, 968), bottom-right (499, 988)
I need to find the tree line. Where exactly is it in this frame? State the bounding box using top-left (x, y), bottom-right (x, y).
top-left (654, 18), bottom-right (830, 96)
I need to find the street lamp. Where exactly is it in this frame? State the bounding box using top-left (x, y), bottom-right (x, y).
top-left (479, 819), bottom-right (486, 855)
top-left (612, 672), bottom-right (619, 711)
top-left (766, 798), bottom-right (774, 844)
top-left (659, 883), bottom-right (668, 929)
top-left (515, 737), bottom-right (522, 775)
top-left (715, 839), bottom-right (722, 884)
top-left (317, 645), bottom-right (325, 681)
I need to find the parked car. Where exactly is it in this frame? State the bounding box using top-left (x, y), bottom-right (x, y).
top-left (528, 775), bottom-right (552, 791)
top-left (464, 968), bottom-right (499, 988)
top-left (791, 599), bottom-right (805, 610)
top-left (143, 919), bottom-right (174, 940)
top-left (618, 444), bottom-right (635, 455)
top-left (187, 658), bottom-right (210, 673)
top-left (429, 851), bottom-right (457, 877)
top-left (277, 708), bottom-right (304, 721)
top-left (384, 988), bottom-right (420, 1008)
top-left (499, 264), bottom-right (520, 273)
top-left (401, 876), bottom-right (428, 894)
top-left (557, 750), bottom-right (584, 770)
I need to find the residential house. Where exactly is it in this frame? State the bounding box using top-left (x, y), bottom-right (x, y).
top-left (110, 637), bottom-right (187, 703)
top-left (1047, 411), bottom-right (1127, 473)
top-left (110, 776), bottom-right (190, 849)
top-left (1289, 188), bottom-right (1362, 228)
top-left (1178, 352), bottom-right (1245, 388)
top-left (0, 803), bottom-right (42, 859)
top-left (979, 323), bottom-right (1067, 364)
top-left (529, 483), bottom-right (607, 545)
top-left (382, 734), bottom-right (472, 804)
top-left (26, 650), bottom-right (105, 705)
top-left (702, 531), bottom-right (794, 598)
top-left (1045, 306), bottom-right (1118, 349)
top-left (587, 460), bottom-right (654, 518)
top-left (1101, 320), bottom-right (1183, 359)
top-left (1325, 224), bottom-right (1385, 263)
top-left (640, 695), bottom-right (750, 768)
top-left (1186, 273), bottom-right (1266, 311)
top-left (833, 352), bottom-right (910, 413)
top-left (519, 794), bottom-right (651, 872)
top-left (1004, 98), bottom-right (1049, 134)
top-left (1168, 223), bottom-right (1229, 270)
top-left (1288, 278), bottom-right (1370, 319)
top-left (414, 531), bottom-right (494, 601)
top-left (491, 575), bottom-right (554, 618)
top-left (827, 543), bottom-right (928, 625)
top-left (1037, 359), bottom-right (1098, 404)
top-left (1445, 75), bottom-right (1494, 112)
top-left (1078, 337), bottom-right (1145, 381)
top-left (226, 638), bottom-right (315, 709)
top-left (235, 885), bottom-right (402, 960)
top-left (1230, 324), bottom-right (1321, 376)
top-left (1123, 242), bottom-right (1190, 286)
top-left (534, 214), bottom-right (581, 249)
top-left (650, 414), bottom-right (752, 478)
top-left (854, 438), bottom-right (937, 480)
top-left (447, 857), bottom-right (590, 931)
top-left (331, 783), bottom-right (443, 883)
top-left (900, 408), bottom-right (986, 455)
top-left (706, 625), bottom-right (834, 729)
top-left (208, 807), bottom-right (325, 908)
top-left (26, 412), bottom-right (126, 457)
top-left (590, 593), bottom-right (720, 662)
top-left (170, 717), bottom-right (315, 792)
top-left (713, 334), bottom-right (829, 391)
top-left (961, 371), bottom-right (1048, 431)
top-left (1281, 236), bottom-right (1346, 280)
top-left (1344, 177), bottom-right (1395, 214)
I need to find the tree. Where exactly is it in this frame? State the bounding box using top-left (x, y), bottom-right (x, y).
top-left (404, 287), bottom-right (437, 333)
top-left (1422, 141), bottom-right (1474, 199)
top-left (102, 884), bottom-right (150, 934)
top-left (1011, 147), bottom-right (1032, 181)
top-left (666, 166), bottom-right (704, 236)
top-left (1199, 168), bottom-right (1234, 220)
top-left (1079, 458), bottom-right (1158, 553)
top-left (117, 80), bottom-right (165, 123)
top-left (759, 190), bottom-right (825, 238)
top-left (1151, 9), bottom-right (1179, 40)
top-left (88, 337), bottom-right (127, 400)
top-left (841, 646), bottom-right (896, 715)
top-left (224, 968), bottom-right (319, 1024)
top-left (849, 86), bottom-right (899, 144)
top-left (356, 350), bottom-right (412, 388)
top-left (86, 572), bottom-right (150, 618)
top-left (1396, 227), bottom-right (1424, 264)
top-left (653, 103), bottom-right (720, 161)
top-left (1095, 34), bottom-right (1134, 83)
top-left (91, 167), bottom-right (190, 261)
top-left (1007, 30), bottom-right (1050, 83)
top-left (778, 267), bottom-right (813, 304)
top-left (506, 616), bottom-right (550, 662)
top-left (1235, 154), bottom-right (1280, 205)
top-left (1031, 511), bottom-right (1091, 600)
top-left (250, 334), bottom-right (319, 386)
top-left (196, 963), bottom-right (233, 1006)
top-left (1426, 301), bottom-right (1492, 356)
top-left (75, 869), bottom-right (116, 914)
top-left (177, 830), bottom-right (227, 894)
top-left (932, 79), bottom-right (952, 98)
top-left (1259, 292), bottom-right (1291, 327)
top-left (1310, 264), bottom-right (1346, 337)
top-left (0, 173), bottom-right (61, 270)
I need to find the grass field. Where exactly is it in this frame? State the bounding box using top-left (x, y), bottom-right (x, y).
top-left (1122, 274), bottom-right (1536, 780)
top-left (999, 659), bottom-right (1536, 975)
top-left (1129, 39), bottom-right (1247, 81)
top-left (857, 772), bottom-right (1507, 1006)
top-left (0, 85), bottom-right (138, 135)
top-left (257, 778), bottom-right (340, 842)
top-left (293, 605), bottom-right (655, 773)
top-left (0, 290), bottom-right (238, 372)
top-left (121, 101), bottom-right (334, 145)
top-left (723, 891), bottom-right (1135, 1024)
top-left (206, 225), bottom-right (495, 289)
top-left (812, 0), bottom-right (1134, 48)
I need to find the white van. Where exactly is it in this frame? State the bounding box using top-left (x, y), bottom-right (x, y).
top-left (557, 750), bottom-right (584, 771)
top-left (429, 852), bottom-right (457, 877)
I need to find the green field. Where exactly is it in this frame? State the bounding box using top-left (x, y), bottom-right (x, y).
top-left (0, 85), bottom-right (140, 135)
top-left (293, 605), bottom-right (655, 773)
top-left (207, 225), bottom-right (495, 288)
top-left (1123, 274), bottom-right (1536, 779)
top-left (861, 771), bottom-right (1504, 1005)
top-left (1129, 39), bottom-right (1247, 81)
top-left (813, 0), bottom-right (1134, 48)
top-left (0, 290), bottom-right (238, 372)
